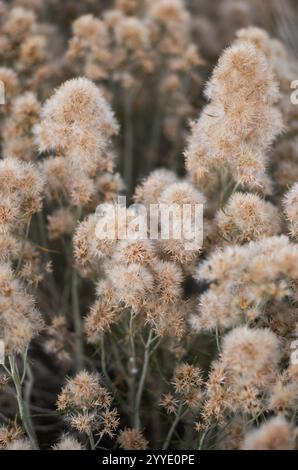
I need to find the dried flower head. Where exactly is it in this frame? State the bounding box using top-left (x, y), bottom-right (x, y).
top-left (216, 192), bottom-right (280, 244)
top-left (221, 326), bottom-right (281, 387)
top-left (284, 182), bottom-right (298, 240)
top-left (36, 78), bottom-right (119, 207)
top-left (118, 428), bottom-right (148, 450)
top-left (185, 40), bottom-right (282, 192)
top-left (160, 393), bottom-right (179, 414)
top-left (53, 434), bottom-right (84, 451)
top-left (0, 263), bottom-right (44, 354)
top-left (47, 208), bottom-right (76, 240)
top-left (4, 7), bottom-right (35, 41)
top-left (242, 416), bottom-right (297, 450)
top-left (191, 236), bottom-right (298, 331)
top-left (6, 438), bottom-right (32, 450)
top-left (0, 424), bottom-right (22, 449)
top-left (57, 371), bottom-right (111, 412)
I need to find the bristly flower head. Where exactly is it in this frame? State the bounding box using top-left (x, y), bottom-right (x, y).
top-left (57, 370), bottom-right (111, 412)
top-left (118, 428), bottom-right (148, 450)
top-left (36, 77), bottom-right (119, 206)
top-left (185, 40), bottom-right (283, 192)
top-left (35, 77), bottom-right (119, 161)
top-left (283, 182), bottom-right (298, 240)
top-left (216, 192), bottom-right (280, 244)
top-left (191, 236), bottom-right (298, 331)
top-left (242, 416), bottom-right (297, 450)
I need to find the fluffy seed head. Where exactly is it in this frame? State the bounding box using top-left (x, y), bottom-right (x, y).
top-left (242, 416), bottom-right (297, 450)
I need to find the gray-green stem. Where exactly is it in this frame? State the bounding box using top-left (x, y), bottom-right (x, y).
top-left (162, 402), bottom-right (184, 450)
top-left (123, 92), bottom-right (134, 197)
top-left (133, 328), bottom-right (154, 430)
top-left (71, 269), bottom-right (84, 371)
top-left (8, 355), bottom-right (38, 450)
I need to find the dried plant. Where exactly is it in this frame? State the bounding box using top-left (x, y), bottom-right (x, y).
top-left (1, 0), bottom-right (298, 452)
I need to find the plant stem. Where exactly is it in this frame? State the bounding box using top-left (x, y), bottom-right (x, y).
top-left (88, 431), bottom-right (95, 450)
top-left (162, 402), bottom-right (183, 450)
top-left (23, 362), bottom-right (35, 437)
top-left (215, 324), bottom-right (221, 354)
top-left (147, 103), bottom-right (162, 173)
top-left (15, 217), bottom-right (31, 274)
top-left (99, 337), bottom-right (127, 410)
top-left (37, 211), bottom-right (59, 305)
top-left (198, 426), bottom-right (209, 450)
top-left (8, 355), bottom-right (38, 450)
top-left (71, 269), bottom-right (84, 371)
top-left (128, 312), bottom-right (137, 426)
top-left (123, 91), bottom-right (134, 197)
top-left (133, 328), bottom-right (153, 430)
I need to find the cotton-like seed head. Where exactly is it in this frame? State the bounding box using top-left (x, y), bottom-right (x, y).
top-left (35, 78), bottom-right (119, 158)
top-left (44, 315), bottom-right (72, 364)
top-left (73, 215), bottom-right (97, 267)
top-left (242, 416), bottom-right (297, 450)
top-left (20, 34), bottom-right (46, 65)
top-left (185, 39), bottom-right (283, 190)
top-left (216, 192), bottom-right (280, 243)
top-left (68, 411), bottom-right (98, 433)
top-left (116, 0), bottom-right (139, 15)
top-left (160, 393), bottom-right (179, 414)
top-left (172, 363), bottom-right (204, 396)
top-left (47, 208), bottom-right (76, 240)
top-left (205, 42), bottom-right (280, 105)
top-left (118, 428), bottom-right (148, 450)
top-left (96, 172), bottom-right (125, 201)
top-left (72, 14), bottom-right (108, 48)
top-left (102, 409), bottom-right (120, 438)
top-left (85, 298), bottom-right (117, 344)
top-left (133, 169), bottom-right (177, 205)
top-left (283, 182), bottom-right (298, 239)
top-left (9, 92), bottom-right (40, 125)
top-left (160, 233), bottom-right (200, 268)
top-left (0, 424), bottom-right (22, 449)
top-left (115, 17), bottom-right (148, 50)
top-left (268, 380), bottom-right (298, 414)
top-left (161, 181), bottom-right (205, 206)
top-left (0, 159), bottom-right (44, 217)
top-left (57, 371), bottom-right (111, 412)
top-left (53, 434), bottom-right (84, 451)
top-left (4, 7), bottom-right (35, 40)
top-left (194, 236), bottom-right (298, 331)
top-left (114, 240), bottom-right (156, 266)
top-left (3, 92), bottom-right (40, 161)
top-left (221, 326), bottom-right (281, 386)
top-left (149, 0), bottom-right (190, 26)
top-left (107, 263), bottom-right (154, 311)
top-left (198, 235), bottom-right (298, 285)
top-left (74, 214), bottom-right (115, 276)
top-left (0, 195), bottom-right (19, 231)
top-left (152, 259), bottom-right (183, 303)
top-left (235, 27), bottom-right (273, 61)
top-left (146, 296), bottom-right (190, 339)
top-left (0, 262), bottom-right (44, 354)
top-left (103, 9), bottom-right (124, 29)
top-left (6, 438), bottom-right (32, 450)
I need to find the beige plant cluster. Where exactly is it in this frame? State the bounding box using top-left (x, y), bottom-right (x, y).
top-left (1, 0), bottom-right (298, 451)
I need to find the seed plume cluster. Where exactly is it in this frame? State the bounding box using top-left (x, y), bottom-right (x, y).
top-left (1, 0), bottom-right (298, 451)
